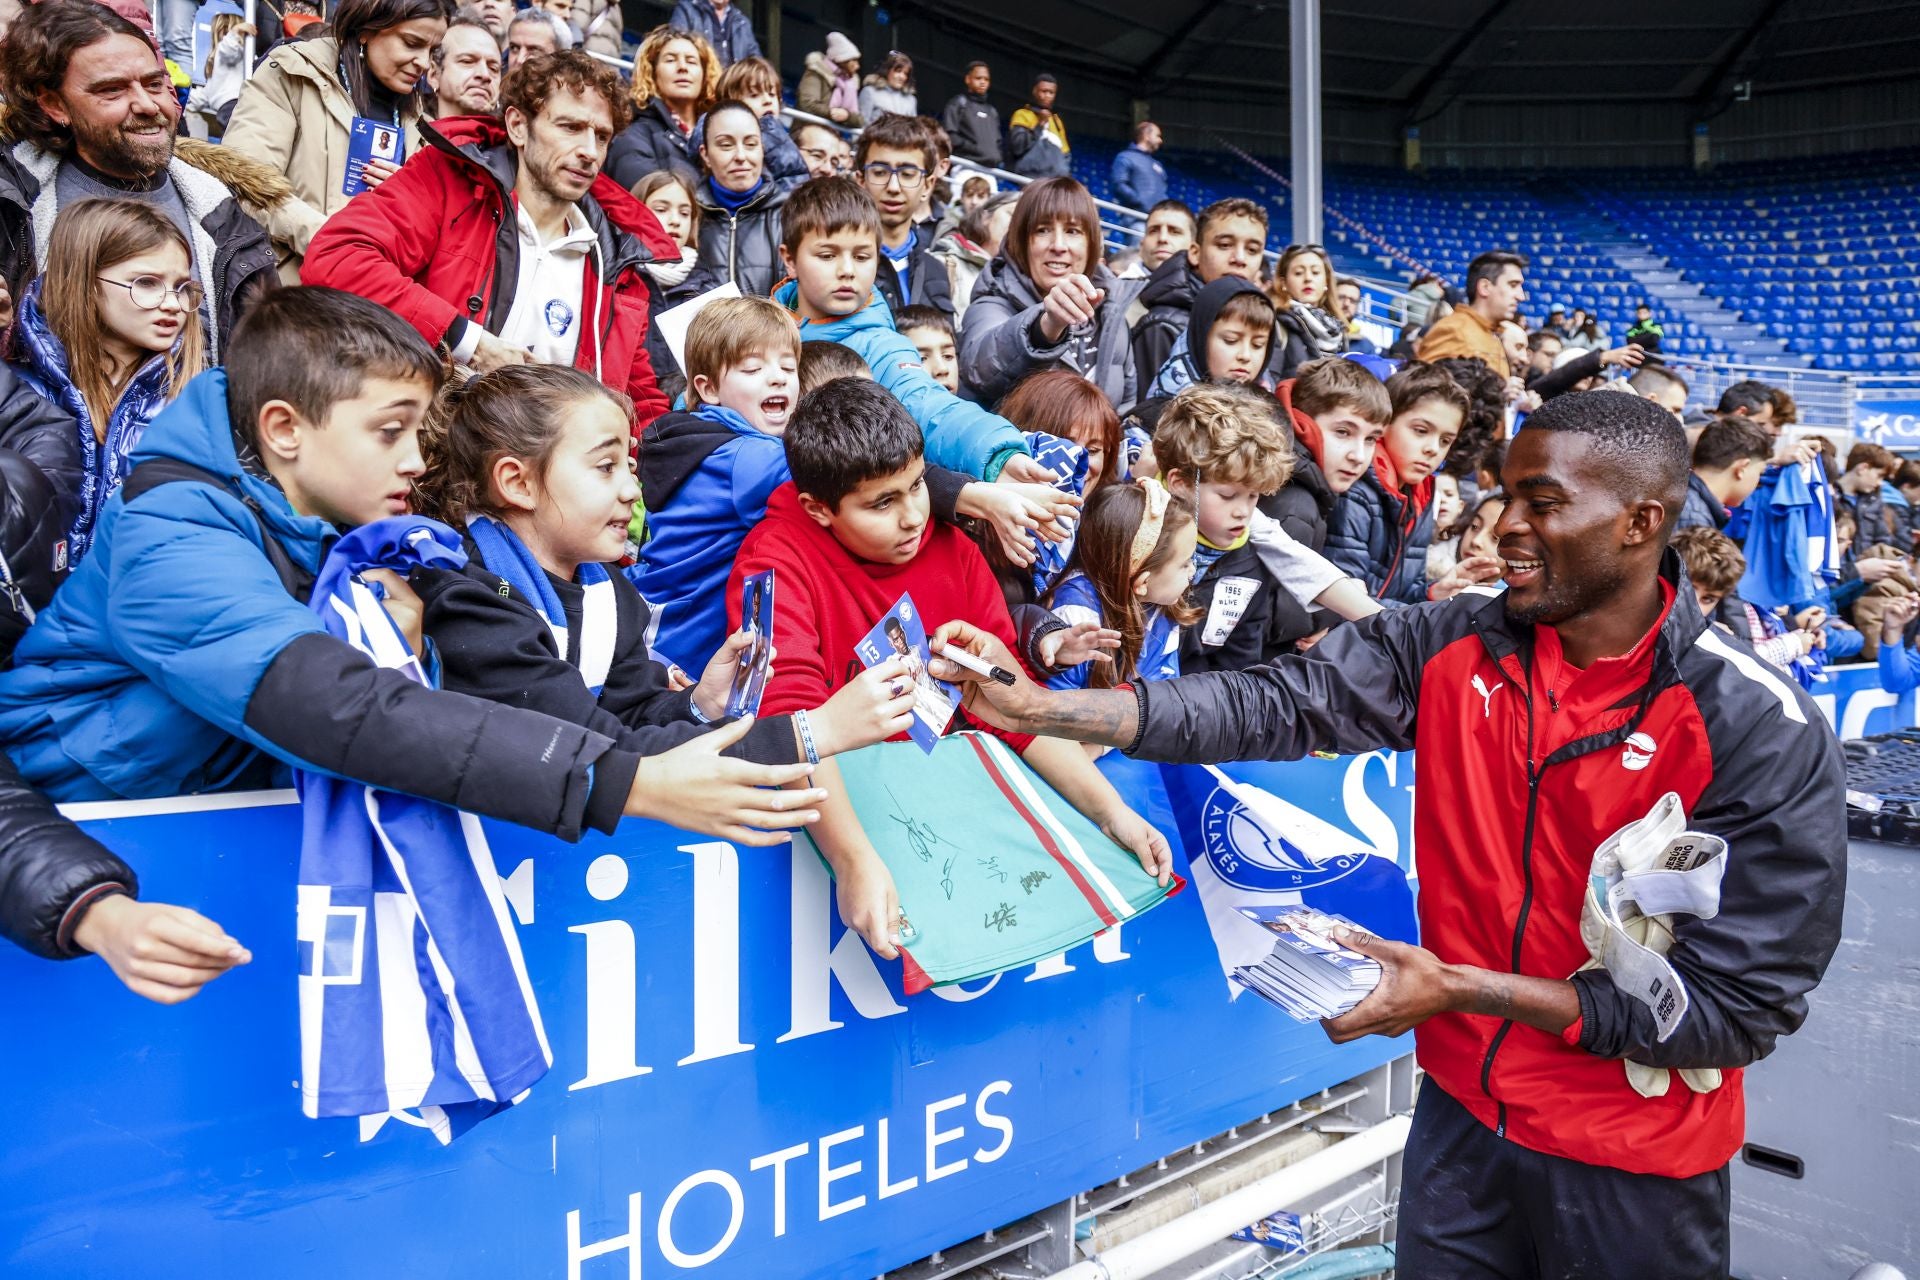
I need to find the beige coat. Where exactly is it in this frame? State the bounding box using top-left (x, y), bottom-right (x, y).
top-left (575, 0), bottom-right (624, 61)
top-left (222, 36), bottom-right (425, 282)
top-left (1845, 543), bottom-right (1916, 659)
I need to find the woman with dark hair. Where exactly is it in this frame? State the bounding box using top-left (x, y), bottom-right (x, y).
top-left (858, 51), bottom-right (916, 122)
top-left (606, 26), bottom-right (720, 190)
top-left (958, 176), bottom-right (1135, 410)
top-left (686, 100), bottom-right (786, 297)
top-left (224, 0), bottom-right (452, 280)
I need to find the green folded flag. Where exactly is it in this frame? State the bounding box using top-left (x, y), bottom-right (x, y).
top-left (802, 731), bottom-right (1185, 993)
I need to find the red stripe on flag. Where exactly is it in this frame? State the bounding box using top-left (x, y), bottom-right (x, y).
top-left (900, 948), bottom-right (933, 995)
top-left (964, 734), bottom-right (1119, 928)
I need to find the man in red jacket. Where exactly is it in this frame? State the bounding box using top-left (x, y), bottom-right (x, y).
top-left (933, 391), bottom-right (1846, 1278)
top-left (302, 51), bottom-right (676, 423)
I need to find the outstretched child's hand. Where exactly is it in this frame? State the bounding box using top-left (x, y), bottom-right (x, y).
top-left (995, 454), bottom-right (1061, 487)
top-left (1099, 806), bottom-right (1173, 886)
top-left (626, 717), bottom-right (826, 845)
top-left (691, 629), bottom-right (775, 722)
top-left (1040, 621), bottom-right (1121, 671)
top-left (1426, 555), bottom-right (1505, 602)
top-left (957, 482), bottom-right (1076, 567)
top-left (72, 895), bottom-right (251, 1005)
top-left (813, 656), bottom-right (917, 755)
top-left (836, 854), bottom-right (903, 960)
top-left (1882, 594), bottom-right (1920, 646)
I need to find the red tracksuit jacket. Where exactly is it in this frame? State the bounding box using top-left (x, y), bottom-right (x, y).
top-left (1131, 555), bottom-right (1846, 1177)
top-left (301, 114), bottom-right (676, 424)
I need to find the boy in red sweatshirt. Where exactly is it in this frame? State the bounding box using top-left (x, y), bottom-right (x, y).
top-left (730, 378), bottom-right (1172, 958)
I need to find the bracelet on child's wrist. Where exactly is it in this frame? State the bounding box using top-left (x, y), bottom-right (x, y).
top-left (794, 710), bottom-right (821, 765)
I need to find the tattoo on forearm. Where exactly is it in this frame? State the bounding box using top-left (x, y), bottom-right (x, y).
top-left (1021, 689), bottom-right (1140, 748)
top-left (1473, 974), bottom-right (1516, 1021)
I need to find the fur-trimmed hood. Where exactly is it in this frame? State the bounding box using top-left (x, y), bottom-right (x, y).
top-left (173, 137), bottom-right (294, 208)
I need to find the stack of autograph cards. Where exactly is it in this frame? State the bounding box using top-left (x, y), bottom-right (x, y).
top-left (855, 592), bottom-right (958, 753)
top-left (1229, 906), bottom-right (1381, 1022)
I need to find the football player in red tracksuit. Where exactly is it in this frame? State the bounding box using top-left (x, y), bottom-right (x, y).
top-left (933, 391), bottom-right (1846, 1277)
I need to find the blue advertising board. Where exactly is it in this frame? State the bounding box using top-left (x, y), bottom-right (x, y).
top-left (1816, 660), bottom-right (1917, 740)
top-left (1853, 396), bottom-right (1920, 449)
top-left (0, 753), bottom-right (1417, 1279)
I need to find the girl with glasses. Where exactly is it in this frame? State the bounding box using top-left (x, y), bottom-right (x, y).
top-left (10, 199), bottom-right (206, 561)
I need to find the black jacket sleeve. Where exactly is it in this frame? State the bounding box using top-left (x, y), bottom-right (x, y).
top-left (1570, 668), bottom-right (1848, 1071)
top-left (1527, 348), bottom-right (1602, 401)
top-left (246, 632), bottom-right (640, 841)
top-left (0, 749), bottom-right (138, 960)
top-left (1132, 598), bottom-right (1456, 762)
top-left (0, 364), bottom-right (82, 526)
top-left (1011, 602), bottom-right (1067, 675)
top-left (415, 568), bottom-right (799, 768)
top-left (925, 464), bottom-right (970, 526)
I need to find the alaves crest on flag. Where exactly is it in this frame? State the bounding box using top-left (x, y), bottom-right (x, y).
top-left (803, 732), bottom-right (1184, 993)
top-left (296, 517), bottom-right (552, 1144)
top-left (1160, 762), bottom-right (1416, 996)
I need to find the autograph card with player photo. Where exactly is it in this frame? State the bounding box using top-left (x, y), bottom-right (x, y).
top-left (727, 570), bottom-right (775, 719)
top-left (855, 592), bottom-right (959, 753)
top-left (343, 117), bottom-right (405, 197)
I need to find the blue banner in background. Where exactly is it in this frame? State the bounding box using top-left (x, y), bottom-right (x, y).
top-left (1817, 660), bottom-right (1917, 740)
top-left (1853, 396), bottom-right (1920, 449)
top-left (0, 752), bottom-right (1416, 1279)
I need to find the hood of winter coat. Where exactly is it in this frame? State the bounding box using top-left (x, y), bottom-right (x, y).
top-left (637, 410), bottom-right (741, 508)
top-left (1178, 275), bottom-right (1266, 383)
top-left (930, 232), bottom-right (990, 270)
top-left (1138, 252), bottom-right (1200, 311)
top-left (1273, 378), bottom-right (1325, 472)
top-left (172, 136), bottom-right (293, 208)
top-left (773, 278), bottom-right (895, 339)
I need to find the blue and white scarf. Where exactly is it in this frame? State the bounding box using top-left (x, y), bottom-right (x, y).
top-left (1022, 431), bottom-right (1091, 597)
top-left (466, 514), bottom-right (618, 695)
top-left (296, 517), bottom-right (552, 1143)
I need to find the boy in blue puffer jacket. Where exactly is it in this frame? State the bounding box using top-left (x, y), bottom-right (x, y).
top-left (772, 176), bottom-right (1050, 485)
top-left (0, 288), bottom-right (821, 844)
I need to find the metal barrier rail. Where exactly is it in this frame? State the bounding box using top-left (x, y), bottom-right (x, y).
top-left (1660, 356), bottom-right (1920, 431)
